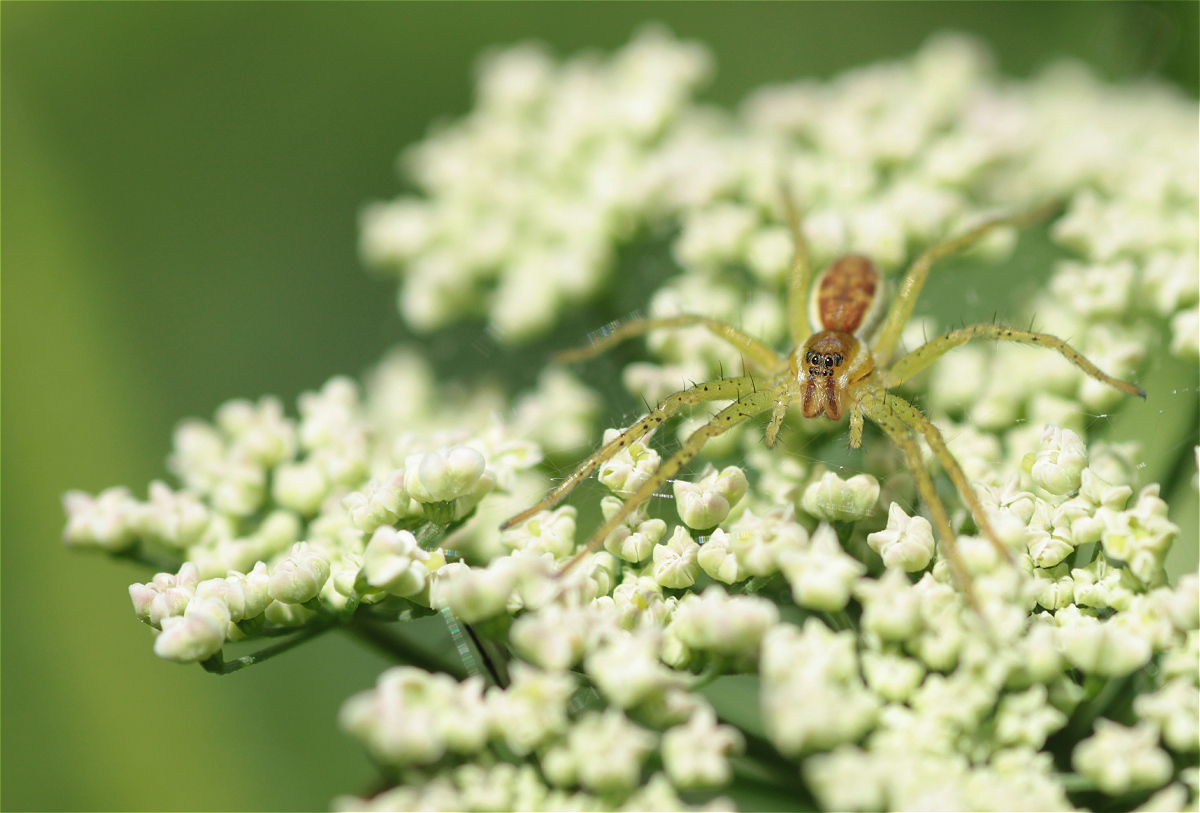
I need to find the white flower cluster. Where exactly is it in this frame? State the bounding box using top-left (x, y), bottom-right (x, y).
top-left (65, 28), bottom-right (1199, 813)
top-left (65, 350), bottom-right (581, 662)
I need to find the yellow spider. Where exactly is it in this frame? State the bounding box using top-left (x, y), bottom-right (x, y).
top-left (503, 193), bottom-right (1145, 595)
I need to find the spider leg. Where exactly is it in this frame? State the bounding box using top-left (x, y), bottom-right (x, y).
top-left (555, 315), bottom-right (786, 374)
top-left (859, 386), bottom-right (1009, 562)
top-left (872, 199), bottom-right (1064, 364)
top-left (857, 392), bottom-right (978, 606)
top-left (881, 324), bottom-right (1146, 398)
top-left (559, 388), bottom-right (779, 573)
top-left (501, 375), bottom-right (769, 530)
top-left (779, 183), bottom-right (813, 348)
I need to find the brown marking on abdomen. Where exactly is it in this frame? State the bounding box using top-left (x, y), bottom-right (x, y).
top-left (817, 254), bottom-right (879, 334)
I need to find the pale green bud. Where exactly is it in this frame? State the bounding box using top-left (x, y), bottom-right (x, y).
top-left (662, 706), bottom-right (744, 789)
top-left (861, 650), bottom-right (925, 703)
top-left (271, 460), bottom-right (330, 516)
top-left (404, 445), bottom-right (487, 503)
top-left (596, 430), bottom-right (660, 496)
top-left (361, 527), bottom-right (430, 597)
top-left (673, 465), bottom-right (747, 529)
top-left (1058, 613), bottom-right (1152, 677)
top-left (431, 558), bottom-right (516, 623)
top-left (651, 526), bottom-right (700, 588)
top-left (867, 503), bottom-right (935, 572)
top-left (599, 497), bottom-right (664, 563)
top-left (501, 505), bottom-right (578, 560)
top-left (696, 529), bottom-right (744, 584)
top-left (1134, 677), bottom-right (1199, 753)
top-left (62, 487), bottom-right (141, 552)
top-left (567, 709), bottom-right (657, 794)
top-left (1073, 720), bottom-right (1173, 795)
top-left (268, 542), bottom-right (332, 604)
top-left (857, 568), bottom-right (924, 642)
top-left (801, 471), bottom-right (880, 523)
top-left (672, 586), bottom-right (779, 657)
top-left (1025, 424), bottom-right (1087, 495)
top-left (777, 523), bottom-right (866, 612)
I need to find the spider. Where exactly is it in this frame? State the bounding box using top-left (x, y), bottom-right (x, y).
top-left (502, 193), bottom-right (1145, 596)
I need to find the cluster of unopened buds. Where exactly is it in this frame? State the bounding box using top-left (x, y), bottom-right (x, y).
top-left (61, 26), bottom-right (1197, 813)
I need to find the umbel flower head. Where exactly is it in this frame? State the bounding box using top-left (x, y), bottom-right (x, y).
top-left (66, 27), bottom-right (1197, 813)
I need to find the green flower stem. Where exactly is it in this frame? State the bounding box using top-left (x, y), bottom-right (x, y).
top-left (201, 622), bottom-right (334, 675)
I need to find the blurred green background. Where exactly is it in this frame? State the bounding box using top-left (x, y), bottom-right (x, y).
top-left (4, 3), bottom-right (1197, 810)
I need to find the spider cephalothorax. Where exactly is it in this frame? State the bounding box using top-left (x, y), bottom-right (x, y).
top-left (795, 332), bottom-right (871, 422)
top-left (503, 194), bottom-right (1145, 597)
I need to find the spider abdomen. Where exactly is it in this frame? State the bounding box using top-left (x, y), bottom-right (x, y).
top-left (809, 254), bottom-right (884, 336)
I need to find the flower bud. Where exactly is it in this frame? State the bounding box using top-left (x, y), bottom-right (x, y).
top-left (1026, 424), bottom-right (1087, 495)
top-left (673, 466), bottom-right (748, 529)
top-left (652, 526), bottom-right (700, 588)
top-left (361, 527), bottom-right (430, 598)
top-left (801, 471), bottom-right (879, 523)
top-left (268, 542), bottom-right (332, 604)
top-left (404, 445), bottom-right (486, 503)
top-left (154, 609), bottom-right (225, 663)
top-left (271, 460), bottom-right (330, 517)
top-left (867, 503), bottom-right (935, 572)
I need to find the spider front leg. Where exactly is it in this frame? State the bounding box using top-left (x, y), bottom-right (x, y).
top-left (871, 200), bottom-right (1064, 364)
top-left (554, 314), bottom-right (786, 375)
top-left (857, 390), bottom-right (977, 601)
top-left (501, 375), bottom-right (768, 531)
top-left (559, 388), bottom-right (779, 573)
top-left (881, 323), bottom-right (1146, 398)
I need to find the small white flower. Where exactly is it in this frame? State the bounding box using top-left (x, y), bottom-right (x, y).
top-left (1033, 563), bottom-right (1076, 611)
top-left (268, 542), bottom-right (332, 605)
top-left (803, 745), bottom-right (884, 812)
top-left (651, 526), bottom-right (700, 588)
top-left (62, 487), bottom-right (141, 552)
top-left (342, 468), bottom-right (412, 532)
top-left (801, 471), bottom-right (880, 523)
top-left (856, 568), bottom-right (924, 642)
top-left (487, 663), bottom-right (576, 756)
top-left (403, 444), bottom-right (487, 503)
top-left (672, 585), bottom-right (779, 658)
top-left (1058, 611), bottom-right (1153, 677)
top-left (994, 684), bottom-right (1068, 749)
top-left (860, 650), bottom-right (926, 703)
top-left (696, 528), bottom-right (744, 584)
top-left (1027, 424), bottom-right (1089, 495)
top-left (565, 708), bottom-right (657, 794)
top-left (760, 620), bottom-right (880, 755)
top-left (360, 527), bottom-right (430, 598)
top-left (138, 481), bottom-right (212, 549)
top-left (673, 465), bottom-right (748, 529)
top-left (611, 574), bottom-right (672, 630)
top-left (129, 562), bottom-right (200, 628)
top-left (153, 609), bottom-right (226, 663)
top-left (1097, 484), bottom-right (1179, 584)
top-left (661, 706), bottom-right (744, 788)
top-left (596, 429), bottom-right (661, 496)
top-left (509, 603), bottom-right (592, 670)
top-left (431, 558), bottom-right (517, 623)
top-left (598, 498), bottom-right (665, 563)
top-left (776, 522), bottom-right (866, 612)
top-left (1134, 677), bottom-right (1199, 753)
top-left (216, 395), bottom-right (297, 469)
top-left (1073, 720), bottom-right (1173, 795)
top-left (867, 503), bottom-right (936, 572)
top-left (501, 505), bottom-right (579, 560)
top-left (584, 629), bottom-right (686, 709)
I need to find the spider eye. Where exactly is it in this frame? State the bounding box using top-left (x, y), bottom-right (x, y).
top-left (834, 354), bottom-right (844, 365)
